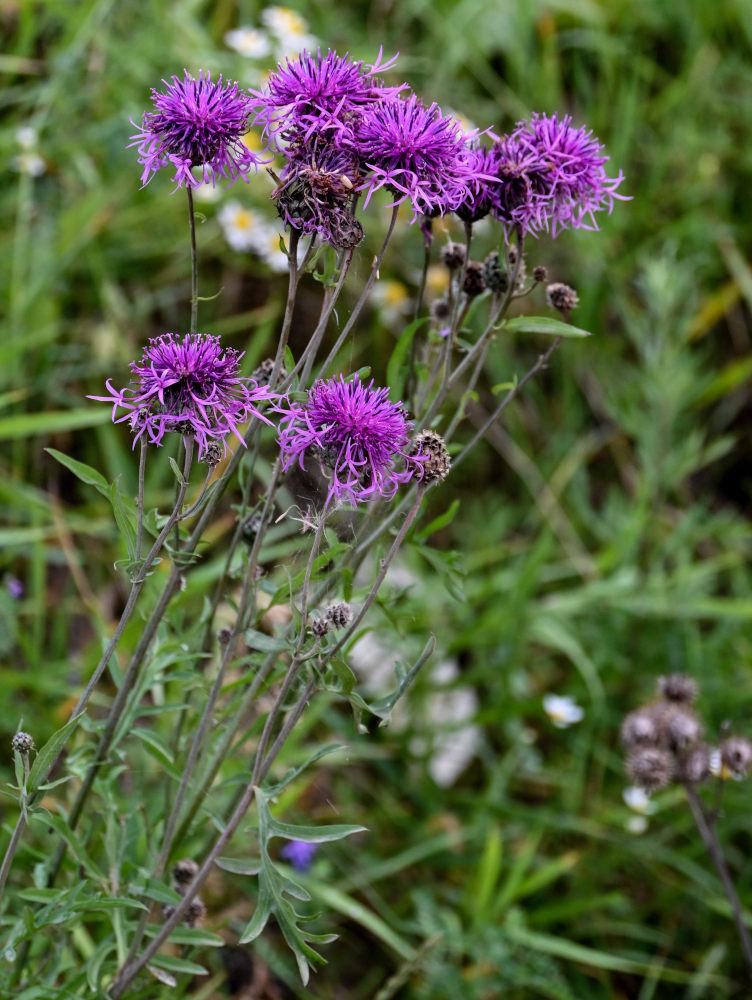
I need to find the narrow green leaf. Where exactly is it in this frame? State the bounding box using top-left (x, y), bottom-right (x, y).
top-left (244, 628), bottom-right (290, 653)
top-left (216, 857), bottom-right (262, 876)
top-left (46, 448), bottom-right (109, 494)
top-left (268, 818), bottom-right (367, 843)
top-left (27, 713), bottom-right (83, 794)
top-left (502, 315), bottom-right (591, 338)
top-left (0, 409), bottom-right (110, 440)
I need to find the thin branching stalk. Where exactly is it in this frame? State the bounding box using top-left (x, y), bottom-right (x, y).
top-left (452, 337), bottom-right (562, 471)
top-left (296, 247), bottom-right (355, 386)
top-left (187, 187), bottom-right (198, 337)
top-left (135, 438), bottom-right (147, 560)
top-left (685, 783), bottom-right (752, 979)
top-left (316, 204), bottom-right (399, 376)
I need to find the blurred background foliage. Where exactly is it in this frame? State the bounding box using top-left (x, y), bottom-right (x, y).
top-left (2, 0), bottom-right (752, 996)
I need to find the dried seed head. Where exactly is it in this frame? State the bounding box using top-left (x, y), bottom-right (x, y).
top-left (546, 282), bottom-right (579, 315)
top-left (533, 265), bottom-right (548, 283)
top-left (217, 626), bottom-right (233, 645)
top-left (252, 357), bottom-right (287, 387)
top-left (310, 617), bottom-right (330, 638)
top-left (482, 250), bottom-right (508, 294)
top-left (184, 897), bottom-right (207, 928)
top-left (462, 261), bottom-right (486, 297)
top-left (626, 747), bottom-right (674, 791)
top-left (325, 601), bottom-right (352, 629)
top-left (720, 736), bottom-right (752, 777)
top-left (665, 707), bottom-right (703, 750)
top-left (440, 241), bottom-right (466, 271)
top-left (680, 745), bottom-right (712, 785)
top-left (202, 439), bottom-right (224, 467)
top-left (12, 732), bottom-right (34, 755)
top-left (430, 297), bottom-right (452, 326)
top-left (657, 674), bottom-right (697, 705)
top-left (410, 430), bottom-right (451, 484)
top-left (620, 709), bottom-right (659, 749)
top-left (172, 858), bottom-right (199, 889)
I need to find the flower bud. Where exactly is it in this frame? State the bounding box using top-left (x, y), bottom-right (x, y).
top-left (626, 747), bottom-right (674, 791)
top-left (620, 709), bottom-right (659, 749)
top-left (310, 617), bottom-right (330, 638)
top-left (680, 745), bottom-right (711, 785)
top-left (533, 265), bottom-right (548, 283)
top-left (665, 707), bottom-right (703, 750)
top-left (172, 858), bottom-right (199, 891)
top-left (440, 241), bottom-right (466, 271)
top-left (409, 430), bottom-right (451, 485)
top-left (720, 736), bottom-right (752, 777)
top-left (430, 297), bottom-right (451, 326)
top-left (462, 261), bottom-right (486, 298)
top-left (202, 439), bottom-right (224, 467)
top-left (657, 674), bottom-right (697, 705)
top-left (252, 357), bottom-right (287, 387)
top-left (546, 282), bottom-right (579, 316)
top-left (482, 250), bottom-right (508, 294)
top-left (325, 602), bottom-right (352, 629)
top-left (11, 732), bottom-right (34, 755)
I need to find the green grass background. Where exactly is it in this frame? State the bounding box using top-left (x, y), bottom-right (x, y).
top-left (2, 0), bottom-right (752, 996)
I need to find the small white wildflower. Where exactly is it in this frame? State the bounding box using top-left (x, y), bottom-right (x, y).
top-left (193, 183), bottom-right (222, 204)
top-left (626, 815), bottom-right (649, 835)
top-left (542, 693), bottom-right (584, 729)
top-left (224, 27), bottom-right (271, 58)
top-left (12, 151), bottom-right (46, 177)
top-left (261, 6), bottom-right (318, 55)
top-left (370, 279), bottom-right (410, 325)
top-left (218, 201), bottom-right (267, 252)
top-left (255, 225), bottom-right (294, 273)
top-left (622, 785), bottom-right (656, 815)
top-left (16, 126), bottom-right (39, 149)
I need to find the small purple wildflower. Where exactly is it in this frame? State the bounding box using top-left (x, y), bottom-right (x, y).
top-left (280, 840), bottom-right (318, 873)
top-left (130, 71), bottom-right (267, 189)
top-left (89, 333), bottom-right (275, 459)
top-left (355, 96), bottom-right (480, 220)
top-left (253, 47), bottom-right (402, 142)
top-left (491, 113), bottom-right (628, 237)
top-left (5, 575), bottom-right (24, 600)
top-left (275, 375), bottom-right (420, 505)
top-left (455, 138), bottom-right (504, 223)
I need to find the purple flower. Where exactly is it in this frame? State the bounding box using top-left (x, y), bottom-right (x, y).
top-left (253, 47), bottom-right (401, 142)
top-left (280, 840), bottom-right (318, 873)
top-left (5, 575), bottom-right (24, 600)
top-left (455, 138), bottom-right (504, 223)
top-left (89, 333), bottom-right (275, 459)
top-left (491, 113), bottom-right (628, 237)
top-left (272, 137), bottom-right (364, 249)
top-left (129, 71), bottom-right (267, 189)
top-left (355, 96), bottom-right (478, 220)
top-left (275, 375), bottom-right (420, 505)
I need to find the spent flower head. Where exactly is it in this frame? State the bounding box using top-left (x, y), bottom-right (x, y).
top-left (130, 71), bottom-right (267, 189)
top-left (89, 333), bottom-right (275, 459)
top-left (275, 375), bottom-right (420, 505)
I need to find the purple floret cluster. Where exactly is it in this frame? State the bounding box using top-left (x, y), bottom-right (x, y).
top-left (89, 334), bottom-right (274, 459)
top-left (275, 375), bottom-right (421, 505)
top-left (130, 52), bottom-right (626, 243)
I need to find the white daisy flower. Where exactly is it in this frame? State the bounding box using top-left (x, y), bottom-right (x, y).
top-left (542, 693), bottom-right (584, 729)
top-left (12, 152), bottom-right (45, 176)
top-left (224, 27), bottom-right (271, 59)
top-left (622, 785), bottom-right (656, 815)
top-left (261, 6), bottom-right (318, 55)
top-left (16, 126), bottom-right (39, 149)
top-left (218, 201), bottom-right (267, 252)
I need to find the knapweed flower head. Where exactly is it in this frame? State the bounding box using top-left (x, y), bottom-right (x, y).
top-left (455, 138), bottom-right (504, 223)
top-left (275, 375), bottom-right (420, 505)
top-left (89, 334), bottom-right (275, 459)
top-left (355, 95), bottom-right (480, 220)
top-left (491, 113), bottom-right (627, 237)
top-left (130, 71), bottom-right (267, 189)
top-left (254, 47), bottom-right (401, 142)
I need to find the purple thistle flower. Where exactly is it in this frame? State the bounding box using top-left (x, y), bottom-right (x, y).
top-left (275, 375), bottom-right (420, 505)
top-left (355, 96), bottom-right (479, 220)
top-left (89, 333), bottom-right (275, 459)
top-left (253, 47), bottom-right (402, 142)
top-left (130, 71), bottom-right (267, 190)
top-left (455, 138), bottom-right (504, 223)
top-left (491, 113), bottom-right (628, 237)
top-left (280, 840), bottom-right (318, 873)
